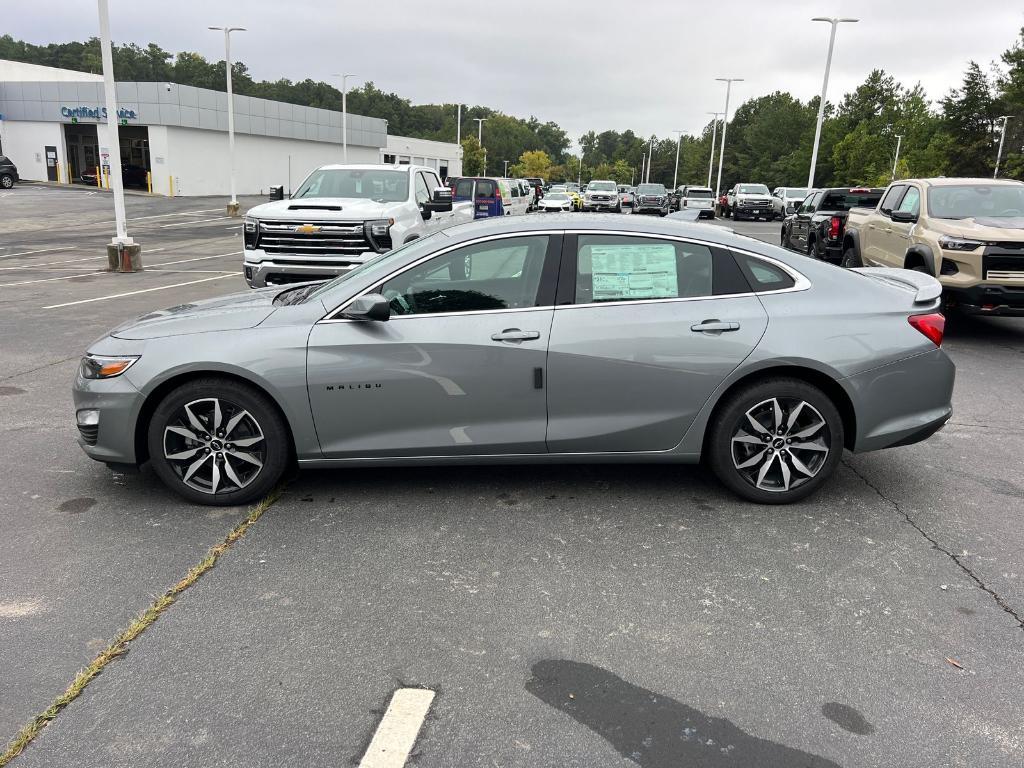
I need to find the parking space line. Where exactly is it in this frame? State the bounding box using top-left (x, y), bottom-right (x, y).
top-left (147, 251), bottom-right (241, 267)
top-left (146, 269), bottom-right (237, 274)
top-left (160, 216), bottom-right (232, 228)
top-left (0, 246), bottom-right (75, 260)
top-left (43, 274), bottom-right (238, 309)
top-left (0, 271), bottom-right (104, 288)
top-left (357, 689), bottom-right (435, 768)
top-left (0, 248), bottom-right (166, 270)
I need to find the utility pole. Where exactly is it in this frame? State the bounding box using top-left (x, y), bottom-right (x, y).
top-left (994, 115), bottom-right (1012, 178)
top-left (706, 112), bottom-right (722, 188)
top-left (807, 17), bottom-right (858, 189)
top-left (891, 134), bottom-right (903, 180)
top-left (714, 78), bottom-right (743, 199)
top-left (672, 130), bottom-right (683, 190)
top-left (333, 73), bottom-right (355, 163)
top-left (97, 0), bottom-right (140, 270)
top-left (209, 24), bottom-right (246, 215)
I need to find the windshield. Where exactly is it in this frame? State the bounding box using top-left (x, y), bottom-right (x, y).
top-left (303, 231), bottom-right (448, 303)
top-left (927, 184), bottom-right (1024, 219)
top-left (547, 193), bottom-right (569, 201)
top-left (786, 188), bottom-right (809, 198)
top-left (588, 182), bottom-right (617, 191)
top-left (686, 189), bottom-right (713, 198)
top-left (293, 168), bottom-right (409, 202)
top-left (549, 185), bottom-right (567, 193)
top-left (636, 184), bottom-right (666, 194)
top-left (738, 184), bottom-right (770, 194)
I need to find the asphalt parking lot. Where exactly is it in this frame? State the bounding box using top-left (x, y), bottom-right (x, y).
top-left (2, 185), bottom-right (1023, 767)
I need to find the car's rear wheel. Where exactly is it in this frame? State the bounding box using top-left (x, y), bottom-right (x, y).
top-left (0, 174), bottom-right (14, 189)
top-left (708, 378), bottom-right (844, 504)
top-left (840, 246), bottom-right (862, 269)
top-left (147, 378), bottom-right (290, 506)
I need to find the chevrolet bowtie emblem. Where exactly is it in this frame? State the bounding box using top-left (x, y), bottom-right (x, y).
top-left (295, 224), bottom-right (322, 234)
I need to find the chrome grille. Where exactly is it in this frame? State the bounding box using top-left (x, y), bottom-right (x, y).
top-left (258, 220), bottom-right (371, 257)
top-left (986, 270), bottom-right (1024, 281)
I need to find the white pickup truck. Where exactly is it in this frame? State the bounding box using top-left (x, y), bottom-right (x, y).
top-left (243, 164), bottom-right (473, 288)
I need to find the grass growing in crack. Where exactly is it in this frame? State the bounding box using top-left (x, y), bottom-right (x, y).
top-left (0, 488), bottom-right (283, 766)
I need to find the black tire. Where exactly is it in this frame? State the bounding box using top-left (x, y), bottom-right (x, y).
top-left (147, 377), bottom-right (290, 506)
top-left (806, 236), bottom-right (817, 259)
top-left (707, 377), bottom-right (844, 504)
top-left (840, 246), bottom-right (862, 269)
top-left (0, 174), bottom-right (13, 189)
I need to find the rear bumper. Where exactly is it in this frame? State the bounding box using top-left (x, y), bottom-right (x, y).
top-left (944, 283), bottom-right (1024, 316)
top-left (846, 347), bottom-right (955, 453)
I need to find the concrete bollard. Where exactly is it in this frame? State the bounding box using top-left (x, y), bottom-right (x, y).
top-left (107, 243), bottom-right (143, 272)
top-left (226, 202), bottom-right (241, 217)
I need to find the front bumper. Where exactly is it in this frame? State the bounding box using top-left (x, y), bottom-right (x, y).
top-left (583, 198), bottom-right (619, 210)
top-left (73, 371), bottom-right (146, 466)
top-left (244, 250), bottom-right (371, 288)
top-left (634, 200), bottom-right (667, 213)
top-left (846, 347), bottom-right (955, 453)
top-left (944, 283), bottom-right (1024, 316)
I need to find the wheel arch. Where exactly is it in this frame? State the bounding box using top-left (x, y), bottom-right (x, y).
top-left (903, 244), bottom-right (936, 275)
top-left (134, 369), bottom-right (297, 466)
top-left (841, 228), bottom-right (861, 257)
top-left (698, 364), bottom-right (857, 454)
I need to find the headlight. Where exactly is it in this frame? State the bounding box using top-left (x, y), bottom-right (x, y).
top-left (367, 218), bottom-right (393, 238)
top-left (938, 235), bottom-right (984, 252)
top-left (243, 216), bottom-right (258, 233)
top-left (80, 354), bottom-right (139, 379)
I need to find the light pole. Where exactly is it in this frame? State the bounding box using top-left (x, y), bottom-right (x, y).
top-left (503, 160), bottom-right (509, 177)
top-left (706, 111), bottom-right (722, 188)
top-left (994, 115), bottom-right (1012, 178)
top-left (672, 130), bottom-right (684, 190)
top-left (209, 25), bottom-right (246, 216)
top-left (807, 17), bottom-right (858, 189)
top-left (474, 117), bottom-right (487, 175)
top-left (714, 78), bottom-right (743, 199)
top-left (97, 0), bottom-right (140, 269)
top-left (646, 135), bottom-right (654, 183)
top-left (891, 134), bottom-right (903, 179)
top-left (578, 150), bottom-right (584, 188)
top-left (333, 73), bottom-right (355, 163)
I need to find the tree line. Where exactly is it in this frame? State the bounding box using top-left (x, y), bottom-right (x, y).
top-left (2, 30), bottom-right (1021, 188)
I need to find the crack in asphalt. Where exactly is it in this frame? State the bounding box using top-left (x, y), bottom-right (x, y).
top-left (0, 356), bottom-right (82, 382)
top-left (843, 459), bottom-right (1024, 631)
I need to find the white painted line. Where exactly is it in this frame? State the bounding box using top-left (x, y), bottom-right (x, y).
top-left (0, 271), bottom-right (104, 287)
top-left (129, 208), bottom-right (221, 221)
top-left (147, 251), bottom-right (241, 268)
top-left (160, 216), bottom-right (231, 228)
top-left (0, 246), bottom-right (75, 260)
top-left (43, 274), bottom-right (238, 309)
top-left (358, 689), bottom-right (435, 768)
top-left (146, 269), bottom-right (237, 274)
top-left (0, 248), bottom-right (165, 270)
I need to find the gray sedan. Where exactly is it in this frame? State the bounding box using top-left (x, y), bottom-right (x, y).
top-left (73, 215), bottom-right (954, 506)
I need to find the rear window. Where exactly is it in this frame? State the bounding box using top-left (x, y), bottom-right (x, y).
top-left (453, 179), bottom-right (475, 197)
top-left (820, 190), bottom-right (883, 211)
top-left (733, 252), bottom-right (796, 292)
top-left (686, 189), bottom-right (714, 198)
top-left (476, 180), bottom-right (496, 198)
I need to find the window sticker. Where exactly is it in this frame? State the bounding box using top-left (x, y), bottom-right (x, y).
top-left (589, 244), bottom-right (678, 301)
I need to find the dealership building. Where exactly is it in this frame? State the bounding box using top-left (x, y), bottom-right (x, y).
top-left (0, 59), bottom-right (462, 196)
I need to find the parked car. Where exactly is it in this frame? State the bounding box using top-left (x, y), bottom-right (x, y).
top-left (536, 191), bottom-right (573, 212)
top-left (633, 183), bottom-right (670, 216)
top-left (678, 185), bottom-right (716, 219)
top-left (73, 215), bottom-right (953, 507)
top-left (725, 184), bottom-right (773, 220)
top-left (843, 177), bottom-right (1024, 316)
top-left (0, 155), bottom-right (19, 189)
top-left (242, 164), bottom-right (471, 288)
top-left (617, 185), bottom-right (635, 209)
top-left (451, 176), bottom-right (519, 219)
top-left (771, 187), bottom-right (812, 220)
top-left (498, 178), bottom-right (532, 216)
top-left (583, 180), bottom-right (622, 212)
top-left (782, 187), bottom-right (885, 261)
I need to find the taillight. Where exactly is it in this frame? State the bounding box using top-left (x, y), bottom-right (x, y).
top-left (908, 313), bottom-right (945, 346)
top-left (495, 187), bottom-right (502, 201)
top-left (828, 215), bottom-right (841, 240)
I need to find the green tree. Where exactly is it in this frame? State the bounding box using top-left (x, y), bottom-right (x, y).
top-left (510, 149), bottom-right (553, 179)
top-left (460, 137), bottom-right (485, 176)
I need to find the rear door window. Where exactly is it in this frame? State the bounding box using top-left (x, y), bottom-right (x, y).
top-left (454, 179), bottom-right (475, 198)
top-left (476, 180), bottom-right (496, 199)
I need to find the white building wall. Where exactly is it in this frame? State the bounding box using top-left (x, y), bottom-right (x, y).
top-left (386, 135), bottom-right (462, 177)
top-left (0, 60), bottom-right (101, 82)
top-left (164, 127), bottom-right (380, 196)
top-left (0, 120), bottom-right (67, 181)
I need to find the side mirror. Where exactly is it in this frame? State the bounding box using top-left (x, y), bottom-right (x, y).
top-left (890, 210), bottom-right (917, 223)
top-left (269, 185), bottom-right (285, 201)
top-left (424, 187), bottom-right (453, 212)
top-left (342, 293), bottom-right (390, 322)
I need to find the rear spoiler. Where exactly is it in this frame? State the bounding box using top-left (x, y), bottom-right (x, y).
top-left (852, 267), bottom-right (942, 304)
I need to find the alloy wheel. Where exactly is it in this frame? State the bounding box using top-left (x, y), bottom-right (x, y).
top-left (730, 397), bottom-right (830, 493)
top-left (162, 397), bottom-right (265, 495)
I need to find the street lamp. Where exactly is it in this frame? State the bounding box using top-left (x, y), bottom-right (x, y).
top-left (714, 78), bottom-right (743, 199)
top-left (578, 150), bottom-right (584, 188)
top-left (503, 159), bottom-right (509, 177)
top-left (994, 115), bottom-right (1012, 178)
top-left (333, 73), bottom-right (355, 163)
top-left (646, 135), bottom-right (654, 183)
top-left (807, 17), bottom-right (858, 189)
top-left (474, 117), bottom-right (487, 175)
top-left (209, 24), bottom-right (246, 216)
top-left (672, 130), bottom-right (684, 191)
top-left (706, 112), bottom-right (722, 188)
top-left (892, 134), bottom-right (903, 180)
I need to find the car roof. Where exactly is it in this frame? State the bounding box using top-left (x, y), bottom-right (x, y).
top-left (906, 177), bottom-right (1024, 187)
top-left (315, 164), bottom-right (435, 173)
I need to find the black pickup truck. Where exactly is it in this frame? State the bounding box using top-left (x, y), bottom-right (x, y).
top-left (781, 187), bottom-right (885, 262)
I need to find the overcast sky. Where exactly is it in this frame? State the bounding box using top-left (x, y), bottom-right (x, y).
top-left (7, 1), bottom-right (1024, 148)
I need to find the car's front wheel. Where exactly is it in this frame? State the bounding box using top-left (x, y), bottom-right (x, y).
top-left (840, 246), bottom-right (862, 269)
top-left (0, 174), bottom-right (14, 189)
top-left (147, 378), bottom-right (290, 506)
top-left (707, 378), bottom-right (844, 504)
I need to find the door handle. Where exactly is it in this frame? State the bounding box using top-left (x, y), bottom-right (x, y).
top-left (491, 328), bottom-right (541, 342)
top-left (691, 319), bottom-right (740, 334)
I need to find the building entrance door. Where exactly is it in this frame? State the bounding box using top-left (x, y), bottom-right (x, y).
top-left (45, 146), bottom-right (58, 181)
top-left (63, 123), bottom-right (100, 183)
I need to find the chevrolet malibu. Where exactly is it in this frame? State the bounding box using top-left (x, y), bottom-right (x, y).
top-left (73, 216), bottom-right (954, 506)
